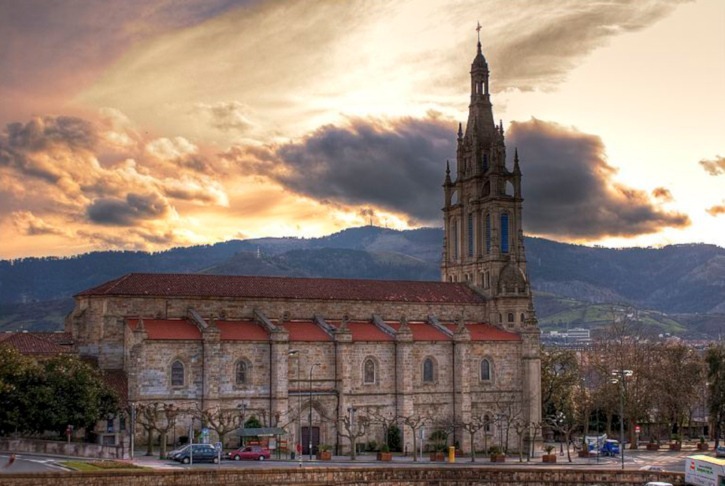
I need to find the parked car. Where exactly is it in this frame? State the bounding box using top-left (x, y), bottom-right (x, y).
top-left (167, 445), bottom-right (189, 461)
top-left (174, 444), bottom-right (220, 464)
top-left (716, 444), bottom-right (725, 458)
top-left (228, 445), bottom-right (271, 461)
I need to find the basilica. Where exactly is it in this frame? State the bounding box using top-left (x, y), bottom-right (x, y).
top-left (66, 38), bottom-right (541, 456)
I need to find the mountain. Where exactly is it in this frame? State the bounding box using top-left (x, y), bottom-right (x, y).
top-left (1, 227), bottom-right (723, 338)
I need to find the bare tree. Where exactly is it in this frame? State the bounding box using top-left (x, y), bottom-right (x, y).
top-left (135, 402), bottom-right (175, 457)
top-left (456, 413), bottom-right (488, 462)
top-left (337, 407), bottom-right (369, 460)
top-left (397, 410), bottom-right (434, 462)
top-left (193, 404), bottom-right (241, 448)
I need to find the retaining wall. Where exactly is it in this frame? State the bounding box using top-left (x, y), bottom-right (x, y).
top-left (0, 438), bottom-right (126, 460)
top-left (0, 466), bottom-right (686, 485)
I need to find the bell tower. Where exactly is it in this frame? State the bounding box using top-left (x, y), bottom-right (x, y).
top-left (441, 33), bottom-right (531, 327)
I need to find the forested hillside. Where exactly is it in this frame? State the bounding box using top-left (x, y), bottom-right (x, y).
top-left (1, 226), bottom-right (723, 337)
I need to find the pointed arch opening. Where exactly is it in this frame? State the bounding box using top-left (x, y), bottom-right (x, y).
top-left (170, 359), bottom-right (185, 387)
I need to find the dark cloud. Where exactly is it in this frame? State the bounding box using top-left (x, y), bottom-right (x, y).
top-left (706, 205), bottom-right (725, 217)
top-left (0, 116), bottom-right (97, 183)
top-left (229, 117), bottom-right (456, 224)
top-left (508, 118), bottom-right (690, 239)
top-left (193, 101), bottom-right (255, 133)
top-left (86, 192), bottom-right (170, 226)
top-left (699, 156), bottom-right (725, 176)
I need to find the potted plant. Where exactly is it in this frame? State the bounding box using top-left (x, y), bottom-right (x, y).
top-left (377, 443), bottom-right (392, 461)
top-left (489, 445), bottom-right (505, 463)
top-left (697, 436), bottom-right (709, 451)
top-left (669, 434), bottom-right (681, 451)
top-left (542, 445), bottom-right (557, 463)
top-left (317, 444), bottom-right (332, 460)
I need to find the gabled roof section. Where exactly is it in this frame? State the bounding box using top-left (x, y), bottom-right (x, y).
top-left (0, 332), bottom-right (71, 356)
top-left (443, 323), bottom-right (521, 341)
top-left (328, 320), bottom-right (394, 342)
top-left (127, 318), bottom-right (202, 340)
top-left (216, 320), bottom-right (270, 341)
top-left (77, 273), bottom-right (486, 304)
top-left (279, 320), bottom-right (332, 342)
top-left (387, 321), bottom-right (452, 341)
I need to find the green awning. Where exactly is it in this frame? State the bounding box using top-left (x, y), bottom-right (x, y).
top-left (237, 427), bottom-right (287, 437)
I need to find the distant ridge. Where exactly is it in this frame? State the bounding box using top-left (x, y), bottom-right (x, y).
top-left (1, 226), bottom-right (723, 337)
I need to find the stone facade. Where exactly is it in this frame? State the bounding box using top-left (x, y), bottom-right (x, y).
top-left (65, 39), bottom-right (541, 457)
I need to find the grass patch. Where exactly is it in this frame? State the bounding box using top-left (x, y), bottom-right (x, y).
top-left (62, 460), bottom-right (145, 471)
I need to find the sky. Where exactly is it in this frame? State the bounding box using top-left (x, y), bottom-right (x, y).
top-left (0, 0), bottom-right (723, 259)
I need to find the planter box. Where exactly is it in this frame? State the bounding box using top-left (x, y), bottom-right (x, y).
top-left (542, 454), bottom-right (557, 463)
top-left (697, 443), bottom-right (709, 451)
top-left (490, 454), bottom-right (506, 463)
top-left (429, 451), bottom-right (445, 462)
top-left (668, 443), bottom-right (681, 451)
top-left (316, 450), bottom-right (332, 460)
top-left (377, 452), bottom-right (392, 461)
top-left (646, 443), bottom-right (660, 451)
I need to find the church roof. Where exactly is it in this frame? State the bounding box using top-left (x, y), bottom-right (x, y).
top-left (0, 331), bottom-right (73, 355)
top-left (128, 318), bottom-right (202, 340)
top-left (444, 323), bottom-right (521, 341)
top-left (78, 273), bottom-right (486, 304)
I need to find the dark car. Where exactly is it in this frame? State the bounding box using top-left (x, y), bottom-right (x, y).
top-left (228, 445), bottom-right (271, 461)
top-left (716, 444), bottom-right (725, 458)
top-left (174, 444), bottom-right (220, 464)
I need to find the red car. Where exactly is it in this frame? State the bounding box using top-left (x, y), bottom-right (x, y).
top-left (228, 445), bottom-right (271, 461)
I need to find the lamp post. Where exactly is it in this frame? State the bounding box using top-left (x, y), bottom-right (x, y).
top-left (288, 350), bottom-right (302, 465)
top-left (611, 369), bottom-right (632, 470)
top-left (237, 403), bottom-right (247, 448)
top-left (308, 363), bottom-right (319, 460)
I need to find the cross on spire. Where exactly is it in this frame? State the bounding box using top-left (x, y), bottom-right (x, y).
top-left (476, 21), bottom-right (481, 43)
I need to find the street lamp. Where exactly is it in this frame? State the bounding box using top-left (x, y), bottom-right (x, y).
top-left (309, 362), bottom-right (319, 460)
top-left (237, 403), bottom-right (247, 448)
top-left (611, 369), bottom-right (633, 470)
top-left (288, 349), bottom-right (302, 465)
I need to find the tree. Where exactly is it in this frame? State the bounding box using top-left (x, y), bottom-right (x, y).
top-left (397, 410), bottom-right (433, 462)
top-left (338, 407), bottom-right (369, 460)
top-left (456, 414), bottom-right (487, 462)
top-left (194, 405), bottom-right (241, 448)
top-left (706, 343), bottom-right (725, 447)
top-left (541, 348), bottom-right (580, 462)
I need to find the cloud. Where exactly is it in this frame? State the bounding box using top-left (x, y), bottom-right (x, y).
top-left (699, 156), bottom-right (725, 176)
top-left (12, 211), bottom-right (69, 236)
top-left (227, 116), bottom-right (456, 224)
top-left (86, 192), bottom-right (172, 226)
top-left (706, 204), bottom-right (725, 217)
top-left (508, 118), bottom-right (690, 239)
top-left (652, 187), bottom-right (673, 202)
top-left (193, 102), bottom-right (255, 133)
top-left (489, 1), bottom-right (690, 91)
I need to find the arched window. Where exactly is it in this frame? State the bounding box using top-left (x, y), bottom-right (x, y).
top-left (498, 313), bottom-right (502, 323)
top-left (485, 213), bottom-right (491, 253)
top-left (451, 219), bottom-right (459, 260)
top-left (508, 312), bottom-right (514, 323)
top-left (520, 313), bottom-right (525, 322)
top-left (500, 213), bottom-right (509, 253)
top-left (236, 360), bottom-right (250, 385)
top-left (423, 357), bottom-right (435, 383)
top-left (171, 360), bottom-right (185, 387)
top-left (480, 359), bottom-right (491, 381)
top-left (484, 414), bottom-right (492, 433)
top-left (363, 358), bottom-right (376, 384)
top-left (467, 213), bottom-right (474, 257)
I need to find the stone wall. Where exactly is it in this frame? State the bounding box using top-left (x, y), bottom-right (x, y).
top-left (0, 466), bottom-right (685, 485)
top-left (0, 438), bottom-right (126, 460)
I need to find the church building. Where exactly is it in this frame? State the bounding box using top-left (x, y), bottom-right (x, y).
top-left (66, 37), bottom-right (541, 456)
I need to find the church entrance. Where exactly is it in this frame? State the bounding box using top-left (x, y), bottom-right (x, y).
top-left (301, 426), bottom-right (319, 455)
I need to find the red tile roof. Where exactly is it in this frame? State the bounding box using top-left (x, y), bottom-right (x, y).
top-left (0, 332), bottom-right (71, 355)
top-left (387, 322), bottom-right (451, 341)
top-left (127, 319), bottom-right (202, 340)
top-left (443, 323), bottom-right (521, 341)
top-left (77, 273), bottom-right (486, 304)
top-left (329, 321), bottom-right (394, 341)
top-left (216, 320), bottom-right (269, 341)
top-left (279, 321), bottom-right (332, 342)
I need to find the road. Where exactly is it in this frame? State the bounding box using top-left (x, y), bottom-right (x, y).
top-left (0, 453), bottom-right (68, 474)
